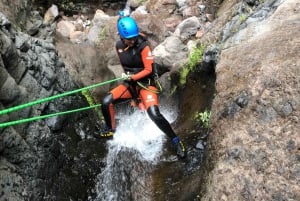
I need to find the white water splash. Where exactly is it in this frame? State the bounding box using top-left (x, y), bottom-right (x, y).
top-left (92, 108), bottom-right (177, 201)
top-left (109, 111), bottom-right (165, 162)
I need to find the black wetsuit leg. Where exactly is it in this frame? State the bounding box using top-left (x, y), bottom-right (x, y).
top-left (101, 93), bottom-right (114, 128)
top-left (147, 105), bottom-right (177, 139)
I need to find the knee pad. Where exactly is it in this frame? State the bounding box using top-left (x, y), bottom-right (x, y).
top-left (147, 105), bottom-right (177, 139)
top-left (147, 105), bottom-right (164, 122)
top-left (102, 93), bottom-right (113, 106)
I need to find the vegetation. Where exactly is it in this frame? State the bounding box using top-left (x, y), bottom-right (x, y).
top-left (239, 14), bottom-right (247, 23)
top-left (180, 44), bottom-right (206, 85)
top-left (98, 26), bottom-right (108, 43)
top-left (194, 109), bottom-right (211, 129)
top-left (81, 89), bottom-right (103, 121)
top-left (60, 1), bottom-right (75, 11)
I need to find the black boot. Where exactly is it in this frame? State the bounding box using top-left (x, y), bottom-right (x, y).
top-left (95, 126), bottom-right (115, 138)
top-left (172, 137), bottom-right (187, 159)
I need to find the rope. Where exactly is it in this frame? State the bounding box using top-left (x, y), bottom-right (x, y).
top-left (0, 76), bottom-right (163, 128)
top-left (137, 80), bottom-right (162, 94)
top-left (0, 104), bottom-right (101, 128)
top-left (0, 77), bottom-right (124, 116)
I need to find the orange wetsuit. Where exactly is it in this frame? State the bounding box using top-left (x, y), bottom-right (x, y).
top-left (101, 35), bottom-right (177, 140)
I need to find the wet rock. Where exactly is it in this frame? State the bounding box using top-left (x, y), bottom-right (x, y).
top-left (174, 16), bottom-right (201, 41)
top-left (86, 9), bottom-right (111, 43)
top-left (221, 102), bottom-right (241, 118)
top-left (245, 0), bottom-right (259, 6)
top-left (0, 12), bottom-right (11, 27)
top-left (127, 0), bottom-right (143, 8)
top-left (202, 48), bottom-right (218, 74)
top-left (0, 158), bottom-right (25, 201)
top-left (24, 10), bottom-right (43, 37)
top-left (286, 139), bottom-right (295, 152)
top-left (0, 2), bottom-right (107, 199)
top-left (0, 0), bottom-right (31, 30)
top-left (0, 61), bottom-right (9, 88)
top-left (257, 106), bottom-right (278, 122)
top-left (206, 13), bottom-right (214, 22)
top-left (203, 0), bottom-right (300, 200)
top-left (163, 15), bottom-right (183, 32)
top-left (44, 4), bottom-right (59, 24)
top-left (0, 30), bottom-right (26, 83)
top-left (152, 36), bottom-right (188, 68)
top-left (1, 127), bottom-right (30, 164)
top-left (196, 140), bottom-right (205, 150)
top-left (15, 34), bottom-right (31, 52)
top-left (274, 101), bottom-right (293, 117)
top-left (235, 91), bottom-right (249, 108)
top-left (131, 13), bottom-right (167, 46)
top-left (250, 148), bottom-right (268, 172)
top-left (182, 5), bottom-right (200, 18)
top-left (56, 20), bottom-right (76, 38)
top-left (0, 76), bottom-right (21, 104)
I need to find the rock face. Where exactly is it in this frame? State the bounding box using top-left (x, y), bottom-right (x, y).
top-left (0, 3), bottom-right (106, 201)
top-left (0, 0), bottom-right (31, 29)
top-left (202, 0), bottom-right (300, 200)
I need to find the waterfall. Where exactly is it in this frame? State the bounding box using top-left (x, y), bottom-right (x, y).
top-left (123, 2), bottom-right (131, 16)
top-left (91, 108), bottom-right (177, 201)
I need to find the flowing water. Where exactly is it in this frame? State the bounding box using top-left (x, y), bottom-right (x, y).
top-left (91, 108), bottom-right (177, 201)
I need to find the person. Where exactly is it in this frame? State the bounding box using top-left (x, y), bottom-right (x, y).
top-left (98, 16), bottom-right (186, 159)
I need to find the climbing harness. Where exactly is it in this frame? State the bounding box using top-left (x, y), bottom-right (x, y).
top-left (0, 77), bottom-right (125, 128)
top-left (137, 80), bottom-right (162, 94)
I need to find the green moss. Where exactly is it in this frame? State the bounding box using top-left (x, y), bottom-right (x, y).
top-left (193, 109), bottom-right (211, 129)
top-left (81, 89), bottom-right (103, 121)
top-left (180, 44), bottom-right (206, 85)
top-left (98, 26), bottom-right (107, 42)
top-left (239, 14), bottom-right (247, 23)
top-left (180, 67), bottom-right (190, 85)
top-left (170, 85), bottom-right (178, 95)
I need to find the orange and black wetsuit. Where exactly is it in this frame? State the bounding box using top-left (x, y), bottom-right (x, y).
top-left (101, 35), bottom-right (177, 140)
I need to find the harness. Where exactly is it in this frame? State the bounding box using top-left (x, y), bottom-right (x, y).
top-left (116, 36), bottom-right (148, 75)
top-left (116, 35), bottom-right (163, 96)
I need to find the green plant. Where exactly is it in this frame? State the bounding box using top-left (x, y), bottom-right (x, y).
top-left (170, 85), bottom-right (178, 95)
top-left (194, 109), bottom-right (211, 128)
top-left (239, 14), bottom-right (247, 23)
top-left (60, 1), bottom-right (75, 10)
top-left (180, 67), bottom-right (190, 85)
top-left (180, 44), bottom-right (206, 85)
top-left (98, 26), bottom-right (107, 43)
top-left (81, 89), bottom-right (103, 121)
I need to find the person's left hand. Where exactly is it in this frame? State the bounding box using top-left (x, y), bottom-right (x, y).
top-left (121, 73), bottom-right (132, 80)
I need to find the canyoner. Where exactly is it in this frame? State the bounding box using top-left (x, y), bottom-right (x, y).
top-left (96, 13), bottom-right (187, 159)
top-left (0, 73), bottom-right (185, 159)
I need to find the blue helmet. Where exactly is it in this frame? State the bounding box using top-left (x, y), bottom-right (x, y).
top-left (117, 17), bottom-right (139, 39)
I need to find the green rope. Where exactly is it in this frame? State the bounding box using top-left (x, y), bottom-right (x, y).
top-left (0, 77), bottom-right (124, 116)
top-left (137, 80), bottom-right (162, 94)
top-left (0, 104), bottom-right (101, 128)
